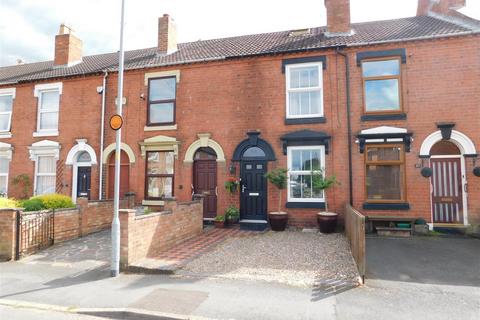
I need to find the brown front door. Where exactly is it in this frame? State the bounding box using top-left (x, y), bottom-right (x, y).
top-left (107, 151), bottom-right (130, 199)
top-left (430, 157), bottom-right (464, 224)
top-left (193, 160), bottom-right (217, 219)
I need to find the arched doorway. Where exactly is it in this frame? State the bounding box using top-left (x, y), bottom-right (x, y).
top-left (232, 132), bottom-right (276, 225)
top-left (193, 147), bottom-right (217, 219)
top-left (107, 151), bottom-right (130, 199)
top-left (429, 140), bottom-right (464, 224)
top-left (74, 151), bottom-right (92, 200)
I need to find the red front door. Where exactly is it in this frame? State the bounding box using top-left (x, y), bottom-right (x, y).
top-left (430, 158), bottom-right (464, 224)
top-left (193, 160), bottom-right (217, 219)
top-left (107, 151), bottom-right (130, 199)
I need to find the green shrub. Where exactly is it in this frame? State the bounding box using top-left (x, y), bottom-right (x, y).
top-left (20, 198), bottom-right (45, 212)
top-left (32, 194), bottom-right (75, 210)
top-left (0, 197), bottom-right (18, 208)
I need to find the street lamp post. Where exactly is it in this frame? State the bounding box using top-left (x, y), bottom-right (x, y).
top-left (111, 0), bottom-right (126, 277)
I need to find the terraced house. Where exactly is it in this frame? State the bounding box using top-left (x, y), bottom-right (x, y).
top-left (0, 0), bottom-right (479, 230)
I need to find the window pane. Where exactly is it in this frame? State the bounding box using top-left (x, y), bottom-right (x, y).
top-left (149, 78), bottom-right (176, 101)
top-left (0, 114), bottom-right (10, 131)
top-left (147, 177), bottom-right (173, 198)
top-left (366, 165), bottom-right (403, 200)
top-left (0, 176), bottom-right (7, 195)
top-left (289, 90), bottom-right (321, 116)
top-left (147, 152), bottom-right (174, 175)
top-left (243, 147), bottom-right (265, 158)
top-left (41, 91), bottom-right (60, 110)
top-left (367, 146), bottom-right (401, 161)
top-left (289, 66), bottom-right (319, 88)
top-left (289, 174), bottom-right (323, 199)
top-left (365, 79), bottom-right (400, 111)
top-left (0, 95), bottom-right (13, 112)
top-left (40, 111), bottom-right (59, 130)
top-left (362, 59), bottom-right (400, 77)
top-left (291, 150), bottom-right (302, 171)
top-left (149, 102), bottom-right (174, 124)
top-left (77, 151), bottom-right (91, 162)
top-left (0, 158), bottom-right (9, 174)
top-left (38, 156), bottom-right (56, 174)
top-left (36, 176), bottom-right (56, 195)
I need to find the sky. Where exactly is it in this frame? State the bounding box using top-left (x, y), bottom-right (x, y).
top-left (0, 0), bottom-right (479, 67)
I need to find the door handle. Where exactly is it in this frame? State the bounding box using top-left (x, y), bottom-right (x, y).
top-left (215, 187), bottom-right (218, 196)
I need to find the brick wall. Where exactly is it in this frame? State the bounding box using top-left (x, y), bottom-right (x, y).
top-left (119, 199), bottom-right (203, 269)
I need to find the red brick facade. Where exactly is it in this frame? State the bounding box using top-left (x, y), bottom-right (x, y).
top-left (0, 4), bottom-right (479, 229)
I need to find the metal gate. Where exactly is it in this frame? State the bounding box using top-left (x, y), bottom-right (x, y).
top-left (15, 210), bottom-right (55, 260)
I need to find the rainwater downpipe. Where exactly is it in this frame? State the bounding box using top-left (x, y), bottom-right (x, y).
top-left (336, 47), bottom-right (353, 205)
top-left (98, 70), bottom-right (108, 200)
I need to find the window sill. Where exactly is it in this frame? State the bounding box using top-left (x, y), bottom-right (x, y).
top-left (361, 113), bottom-right (407, 121)
top-left (0, 132), bottom-right (12, 139)
top-left (33, 131), bottom-right (59, 137)
top-left (144, 124), bottom-right (177, 131)
top-left (362, 202), bottom-right (410, 210)
top-left (142, 200), bottom-right (165, 206)
top-left (286, 202), bottom-right (326, 209)
top-left (285, 117), bottom-right (326, 125)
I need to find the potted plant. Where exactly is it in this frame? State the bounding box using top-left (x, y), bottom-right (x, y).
top-left (265, 168), bottom-right (288, 231)
top-left (225, 205), bottom-right (240, 226)
top-left (312, 169), bottom-right (339, 233)
top-left (214, 215), bottom-right (226, 228)
top-left (224, 177), bottom-right (240, 193)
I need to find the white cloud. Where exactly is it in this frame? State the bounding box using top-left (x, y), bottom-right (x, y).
top-left (0, 0), bottom-right (479, 66)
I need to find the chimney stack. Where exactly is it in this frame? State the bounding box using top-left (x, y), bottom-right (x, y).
top-left (324, 0), bottom-right (352, 36)
top-left (54, 24), bottom-right (83, 66)
top-left (158, 14), bottom-right (177, 54)
top-left (417, 0), bottom-right (466, 16)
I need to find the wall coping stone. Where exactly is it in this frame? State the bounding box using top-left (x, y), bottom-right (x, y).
top-left (134, 210), bottom-right (172, 220)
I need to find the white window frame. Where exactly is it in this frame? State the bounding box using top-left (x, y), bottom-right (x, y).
top-left (285, 62), bottom-right (324, 119)
top-left (34, 155), bottom-right (57, 196)
top-left (287, 145), bottom-right (326, 203)
top-left (33, 83), bottom-right (62, 137)
top-left (0, 88), bottom-right (15, 135)
top-left (0, 157), bottom-right (10, 197)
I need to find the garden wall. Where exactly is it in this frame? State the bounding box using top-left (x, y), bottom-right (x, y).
top-left (119, 199), bottom-right (203, 269)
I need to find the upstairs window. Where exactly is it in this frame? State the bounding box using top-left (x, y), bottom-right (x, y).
top-left (147, 76), bottom-right (176, 125)
top-left (146, 151), bottom-right (174, 199)
top-left (286, 62), bottom-right (323, 119)
top-left (362, 58), bottom-right (401, 113)
top-left (0, 91), bottom-right (14, 132)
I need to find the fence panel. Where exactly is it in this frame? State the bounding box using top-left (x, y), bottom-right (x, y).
top-left (345, 204), bottom-right (366, 283)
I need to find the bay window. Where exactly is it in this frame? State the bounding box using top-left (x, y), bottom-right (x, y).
top-left (0, 157), bottom-right (9, 196)
top-left (287, 146), bottom-right (325, 202)
top-left (365, 144), bottom-right (405, 202)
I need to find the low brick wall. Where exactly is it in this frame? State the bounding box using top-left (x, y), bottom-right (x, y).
top-left (0, 198), bottom-right (128, 261)
top-left (120, 199), bottom-right (203, 269)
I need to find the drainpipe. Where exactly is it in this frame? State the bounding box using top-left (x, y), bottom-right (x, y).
top-left (98, 70), bottom-right (108, 200)
top-left (336, 47), bottom-right (353, 205)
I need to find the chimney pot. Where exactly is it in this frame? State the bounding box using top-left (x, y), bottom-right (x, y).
top-left (158, 14), bottom-right (177, 54)
top-left (54, 23), bottom-right (82, 66)
top-left (324, 0), bottom-right (352, 36)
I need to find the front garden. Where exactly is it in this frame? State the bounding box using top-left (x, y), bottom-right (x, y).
top-left (0, 193), bottom-right (76, 211)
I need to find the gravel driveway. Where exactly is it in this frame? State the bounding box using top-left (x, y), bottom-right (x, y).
top-left (179, 230), bottom-right (360, 288)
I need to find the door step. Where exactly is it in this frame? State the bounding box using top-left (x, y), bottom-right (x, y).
top-left (239, 219), bottom-right (268, 231)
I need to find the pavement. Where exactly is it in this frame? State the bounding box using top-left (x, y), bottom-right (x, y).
top-left (0, 231), bottom-right (479, 319)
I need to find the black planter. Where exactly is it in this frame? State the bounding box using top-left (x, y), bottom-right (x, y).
top-left (317, 212), bottom-right (338, 233)
top-left (268, 212), bottom-right (288, 231)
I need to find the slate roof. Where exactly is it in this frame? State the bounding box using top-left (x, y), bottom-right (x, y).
top-left (1, 15), bottom-right (479, 85)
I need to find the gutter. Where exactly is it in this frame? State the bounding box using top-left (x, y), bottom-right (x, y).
top-left (98, 70), bottom-right (108, 200)
top-left (335, 47), bottom-right (353, 206)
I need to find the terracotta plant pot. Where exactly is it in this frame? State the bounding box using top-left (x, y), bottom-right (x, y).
top-left (317, 212), bottom-right (338, 233)
top-left (268, 212), bottom-right (288, 231)
top-left (214, 220), bottom-right (225, 228)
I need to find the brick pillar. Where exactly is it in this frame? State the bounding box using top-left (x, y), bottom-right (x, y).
top-left (77, 197), bottom-right (88, 236)
top-left (0, 209), bottom-right (18, 261)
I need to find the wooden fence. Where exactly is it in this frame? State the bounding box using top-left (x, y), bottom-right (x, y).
top-left (345, 204), bottom-right (366, 283)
